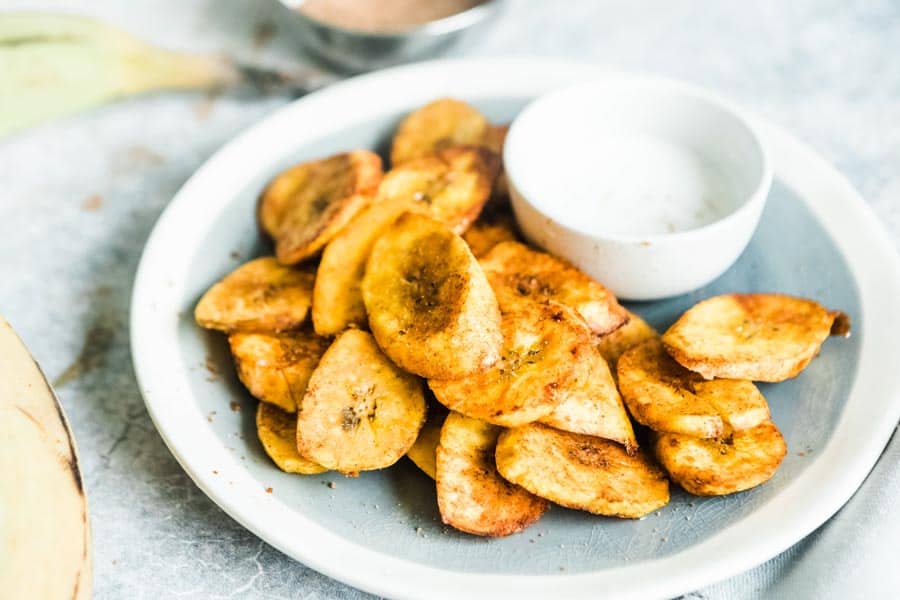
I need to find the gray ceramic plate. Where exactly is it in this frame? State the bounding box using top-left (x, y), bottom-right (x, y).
top-left (131, 60), bottom-right (900, 600)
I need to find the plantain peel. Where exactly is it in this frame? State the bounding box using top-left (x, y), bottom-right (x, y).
top-left (429, 303), bottom-right (591, 427)
top-left (296, 330), bottom-right (426, 475)
top-left (539, 344), bottom-right (637, 451)
top-left (195, 257), bottom-right (315, 334)
top-left (655, 421), bottom-right (787, 496)
top-left (390, 98), bottom-right (492, 166)
top-left (362, 213), bottom-right (502, 380)
top-left (662, 293), bottom-right (850, 382)
top-left (229, 329), bottom-right (330, 413)
top-left (480, 241), bottom-right (628, 335)
top-left (256, 403), bottom-right (326, 475)
top-left (258, 151), bottom-right (382, 264)
top-left (495, 423), bottom-right (669, 518)
top-left (436, 412), bottom-right (548, 537)
top-left (617, 339), bottom-right (770, 439)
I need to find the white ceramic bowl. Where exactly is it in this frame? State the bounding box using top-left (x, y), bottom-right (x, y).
top-left (505, 80), bottom-right (773, 300)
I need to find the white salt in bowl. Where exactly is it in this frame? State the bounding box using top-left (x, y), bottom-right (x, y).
top-left (504, 79), bottom-right (772, 300)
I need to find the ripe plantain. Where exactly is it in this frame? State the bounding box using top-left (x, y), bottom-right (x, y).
top-left (436, 412), bottom-right (548, 536)
top-left (194, 257), bottom-right (314, 334)
top-left (480, 241), bottom-right (628, 335)
top-left (229, 329), bottom-right (330, 413)
top-left (258, 151), bottom-right (382, 264)
top-left (429, 303), bottom-right (591, 427)
top-left (390, 98), bottom-right (491, 166)
top-left (617, 339), bottom-right (770, 438)
top-left (256, 403), bottom-right (326, 475)
top-left (295, 330), bottom-right (426, 475)
top-left (654, 421), bottom-right (787, 496)
top-left (662, 293), bottom-right (850, 382)
top-left (539, 344), bottom-right (637, 451)
top-left (495, 423), bottom-right (669, 518)
top-left (377, 146), bottom-right (500, 234)
top-left (362, 212), bottom-right (502, 379)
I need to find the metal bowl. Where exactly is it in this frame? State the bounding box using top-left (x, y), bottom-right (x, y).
top-left (278, 0), bottom-right (501, 72)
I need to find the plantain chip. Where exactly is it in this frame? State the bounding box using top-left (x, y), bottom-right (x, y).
top-left (377, 146), bottom-right (500, 234)
top-left (436, 412), bottom-right (548, 536)
top-left (495, 423), bottom-right (669, 518)
top-left (429, 303), bottom-right (590, 427)
top-left (362, 212), bottom-right (502, 379)
top-left (229, 329), bottom-right (330, 413)
top-left (480, 241), bottom-right (628, 335)
top-left (406, 411), bottom-right (445, 479)
top-left (462, 202), bottom-right (521, 258)
top-left (258, 151), bottom-right (382, 264)
top-left (654, 421), bottom-right (787, 496)
top-left (195, 257), bottom-right (314, 334)
top-left (296, 329), bottom-right (426, 475)
top-left (662, 293), bottom-right (850, 382)
top-left (594, 309), bottom-right (658, 368)
top-left (539, 344), bottom-right (637, 451)
top-left (617, 339), bottom-right (770, 438)
top-left (312, 198), bottom-right (426, 336)
top-left (390, 98), bottom-right (491, 166)
top-left (256, 403), bottom-right (327, 474)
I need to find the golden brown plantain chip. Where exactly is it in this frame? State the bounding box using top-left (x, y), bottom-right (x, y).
top-left (194, 257), bottom-right (314, 334)
top-left (377, 146), bottom-right (500, 234)
top-left (480, 241), bottom-right (628, 335)
top-left (429, 303), bottom-right (590, 427)
top-left (390, 98), bottom-right (491, 166)
top-left (258, 151), bottom-right (382, 264)
top-left (654, 421), bottom-right (787, 496)
top-left (662, 293), bottom-right (850, 382)
top-left (296, 330), bottom-right (426, 475)
top-left (482, 123), bottom-right (510, 201)
top-left (229, 329), bottom-right (330, 413)
top-left (594, 309), bottom-right (658, 368)
top-left (362, 212), bottom-right (502, 379)
top-left (539, 344), bottom-right (637, 451)
top-left (406, 412), bottom-right (445, 479)
top-left (617, 339), bottom-right (770, 438)
top-left (461, 202), bottom-right (521, 258)
top-left (312, 198), bottom-right (426, 336)
top-left (256, 403), bottom-right (327, 475)
top-left (495, 423), bottom-right (669, 518)
top-left (436, 412), bottom-right (548, 536)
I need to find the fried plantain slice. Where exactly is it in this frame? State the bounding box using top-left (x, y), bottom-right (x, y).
top-left (594, 309), bottom-right (658, 368)
top-left (256, 403), bottom-right (327, 475)
top-left (429, 303), bottom-right (590, 427)
top-left (462, 202), bottom-right (521, 258)
top-left (617, 339), bottom-right (770, 438)
top-left (312, 198), bottom-right (426, 336)
top-left (295, 330), bottom-right (426, 475)
top-left (654, 421), bottom-right (787, 496)
top-left (662, 293), bottom-right (850, 382)
top-left (390, 98), bottom-right (491, 166)
top-left (539, 345), bottom-right (637, 451)
top-left (229, 329), bottom-right (330, 413)
top-left (406, 412), bottom-right (445, 479)
top-left (480, 241), bottom-right (628, 335)
top-left (195, 257), bottom-right (314, 334)
top-left (258, 151), bottom-right (382, 264)
top-left (377, 146), bottom-right (500, 234)
top-left (495, 423), bottom-right (669, 518)
top-left (436, 412), bottom-right (548, 536)
top-left (362, 212), bottom-right (502, 379)
top-left (483, 124), bottom-right (510, 201)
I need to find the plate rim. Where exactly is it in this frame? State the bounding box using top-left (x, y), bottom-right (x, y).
top-left (130, 58), bottom-right (900, 600)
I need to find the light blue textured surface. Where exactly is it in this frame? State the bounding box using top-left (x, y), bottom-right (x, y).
top-left (1, 1), bottom-right (898, 598)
